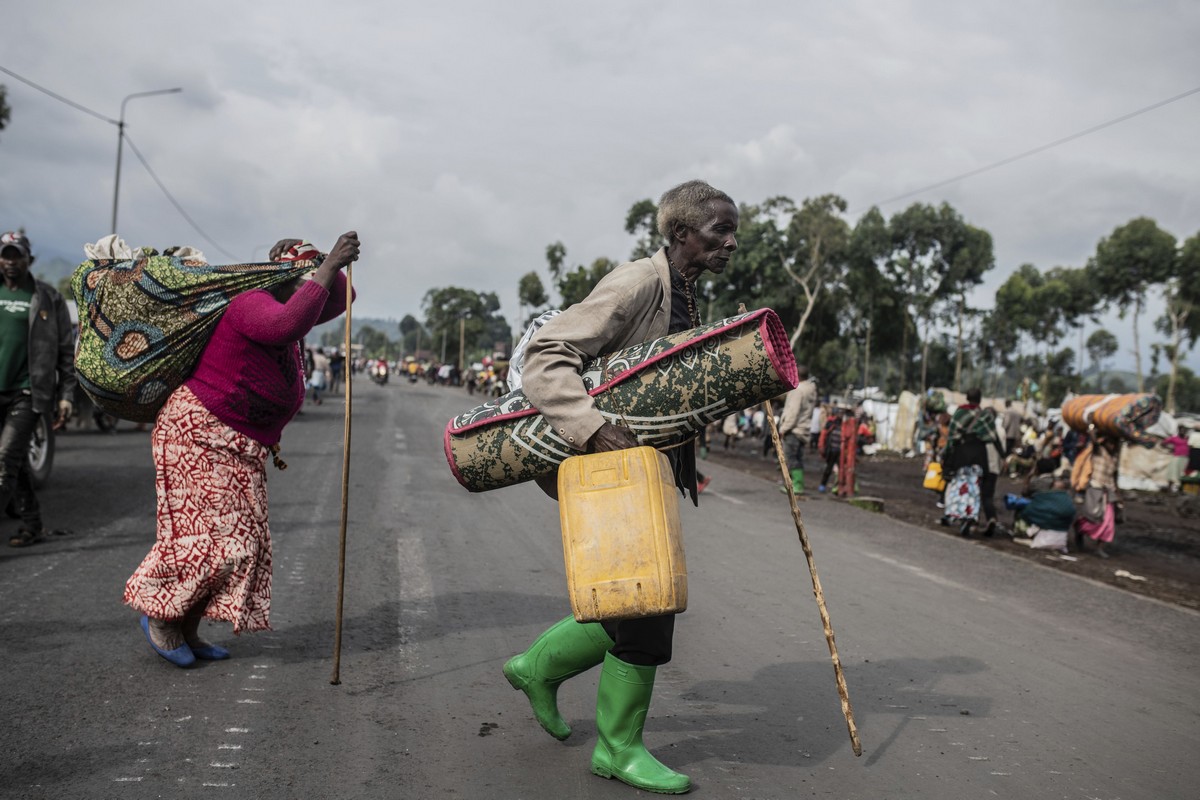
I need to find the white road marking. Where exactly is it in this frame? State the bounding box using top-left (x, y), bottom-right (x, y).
top-left (705, 489), bottom-right (745, 505)
top-left (398, 539), bottom-right (434, 603)
top-left (217, 745), bottom-right (242, 750)
top-left (236, 699), bottom-right (262, 704)
top-left (398, 538), bottom-right (436, 665)
top-left (861, 551), bottom-right (975, 593)
top-left (113, 777), bottom-right (143, 782)
top-left (225, 728), bottom-right (250, 733)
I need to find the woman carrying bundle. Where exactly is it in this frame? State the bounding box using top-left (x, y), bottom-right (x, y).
top-left (1072, 431), bottom-right (1121, 558)
top-left (940, 387), bottom-right (1004, 537)
top-left (124, 232), bottom-right (361, 667)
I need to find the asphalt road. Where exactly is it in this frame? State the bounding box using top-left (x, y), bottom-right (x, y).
top-left (2, 379), bottom-right (1197, 800)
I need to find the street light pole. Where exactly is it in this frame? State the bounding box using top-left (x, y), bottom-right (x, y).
top-left (111, 87), bottom-right (182, 235)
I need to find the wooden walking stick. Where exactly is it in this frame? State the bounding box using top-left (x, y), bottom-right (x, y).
top-left (765, 398), bottom-right (863, 756)
top-left (330, 261), bottom-right (353, 686)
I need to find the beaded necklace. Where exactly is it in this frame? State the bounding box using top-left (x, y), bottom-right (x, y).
top-left (667, 255), bottom-right (700, 328)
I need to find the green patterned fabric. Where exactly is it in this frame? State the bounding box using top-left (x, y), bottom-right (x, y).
top-left (444, 308), bottom-right (797, 492)
top-left (71, 254), bottom-right (317, 422)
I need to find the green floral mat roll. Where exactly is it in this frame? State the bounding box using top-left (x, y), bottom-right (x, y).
top-left (445, 308), bottom-right (797, 492)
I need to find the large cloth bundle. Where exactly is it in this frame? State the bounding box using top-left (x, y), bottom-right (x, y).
top-left (72, 253), bottom-right (317, 422)
top-left (1061, 393), bottom-right (1162, 446)
top-left (445, 308), bottom-right (797, 492)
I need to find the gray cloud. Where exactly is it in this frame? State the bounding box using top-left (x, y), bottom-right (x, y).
top-left (1, 0), bottom-right (1197, 374)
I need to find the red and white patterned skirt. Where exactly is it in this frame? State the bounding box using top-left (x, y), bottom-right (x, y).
top-left (124, 385), bottom-right (273, 633)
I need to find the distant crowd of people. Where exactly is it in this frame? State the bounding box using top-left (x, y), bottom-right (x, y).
top-left (919, 388), bottom-right (1196, 558)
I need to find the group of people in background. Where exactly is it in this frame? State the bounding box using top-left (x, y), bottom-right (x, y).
top-left (919, 387), bottom-right (1194, 559)
top-left (717, 373), bottom-right (878, 497)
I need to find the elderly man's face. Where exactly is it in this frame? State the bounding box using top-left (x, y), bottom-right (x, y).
top-left (0, 246), bottom-right (32, 285)
top-left (677, 200), bottom-right (738, 276)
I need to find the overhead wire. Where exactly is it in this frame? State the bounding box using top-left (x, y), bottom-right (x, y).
top-left (1, 64), bottom-right (238, 259)
top-left (122, 134), bottom-right (239, 261)
top-left (870, 85), bottom-right (1200, 209)
top-left (0, 65), bottom-right (117, 125)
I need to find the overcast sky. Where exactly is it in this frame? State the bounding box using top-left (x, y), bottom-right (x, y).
top-left (2, 1), bottom-right (1197, 373)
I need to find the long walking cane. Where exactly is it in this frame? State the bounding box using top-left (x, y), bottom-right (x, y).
top-left (764, 398), bottom-right (862, 756)
top-left (330, 262), bottom-right (353, 686)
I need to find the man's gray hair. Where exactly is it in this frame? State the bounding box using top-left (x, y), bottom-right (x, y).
top-left (656, 180), bottom-right (735, 240)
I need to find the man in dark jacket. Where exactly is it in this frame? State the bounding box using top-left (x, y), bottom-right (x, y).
top-left (0, 232), bottom-right (76, 547)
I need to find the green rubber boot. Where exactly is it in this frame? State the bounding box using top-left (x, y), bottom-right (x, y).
top-left (778, 468), bottom-right (805, 495)
top-left (590, 652), bottom-right (690, 794)
top-left (504, 616), bottom-right (614, 740)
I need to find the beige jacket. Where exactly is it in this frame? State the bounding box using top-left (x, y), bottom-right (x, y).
top-left (778, 379), bottom-right (816, 437)
top-left (522, 248), bottom-right (673, 450)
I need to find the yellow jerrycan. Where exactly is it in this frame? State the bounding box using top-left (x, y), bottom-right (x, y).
top-left (557, 446), bottom-right (687, 623)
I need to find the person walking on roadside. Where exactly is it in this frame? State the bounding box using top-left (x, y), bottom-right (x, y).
top-left (308, 347), bottom-right (330, 405)
top-left (0, 232), bottom-right (75, 548)
top-left (777, 365), bottom-right (816, 494)
top-left (809, 403), bottom-right (823, 451)
top-left (505, 179), bottom-right (738, 794)
top-left (124, 233), bottom-right (360, 667)
top-left (721, 411), bottom-right (740, 450)
top-left (1162, 426), bottom-right (1189, 493)
top-left (1002, 399), bottom-right (1022, 471)
top-left (940, 387), bottom-right (1004, 537)
top-left (817, 405), bottom-right (844, 493)
top-left (1072, 431), bottom-right (1121, 558)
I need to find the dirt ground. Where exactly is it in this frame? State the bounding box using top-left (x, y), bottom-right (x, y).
top-left (704, 440), bottom-right (1200, 611)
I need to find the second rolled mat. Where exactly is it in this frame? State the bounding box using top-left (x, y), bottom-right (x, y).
top-left (1061, 393), bottom-right (1162, 446)
top-left (445, 307), bottom-right (798, 492)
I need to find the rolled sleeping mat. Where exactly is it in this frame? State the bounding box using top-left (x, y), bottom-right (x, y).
top-left (445, 308), bottom-right (798, 492)
top-left (1060, 393), bottom-right (1162, 446)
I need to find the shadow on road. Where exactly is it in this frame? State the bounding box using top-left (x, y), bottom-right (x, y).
top-left (657, 654), bottom-right (990, 769)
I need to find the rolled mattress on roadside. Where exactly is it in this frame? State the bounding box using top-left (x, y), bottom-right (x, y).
top-left (444, 308), bottom-right (798, 492)
top-left (1061, 393), bottom-right (1162, 446)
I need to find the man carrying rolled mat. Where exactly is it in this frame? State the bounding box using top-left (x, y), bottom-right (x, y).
top-left (504, 179), bottom-right (738, 795)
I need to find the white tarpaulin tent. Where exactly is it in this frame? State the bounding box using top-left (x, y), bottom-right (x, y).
top-left (1117, 410), bottom-right (1177, 491)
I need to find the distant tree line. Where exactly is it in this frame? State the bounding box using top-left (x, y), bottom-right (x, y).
top-left (508, 196), bottom-right (1199, 413)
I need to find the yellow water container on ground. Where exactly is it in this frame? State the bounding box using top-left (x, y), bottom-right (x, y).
top-left (557, 446), bottom-right (687, 623)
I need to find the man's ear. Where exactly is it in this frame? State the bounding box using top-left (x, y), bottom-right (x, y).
top-left (671, 221), bottom-right (689, 244)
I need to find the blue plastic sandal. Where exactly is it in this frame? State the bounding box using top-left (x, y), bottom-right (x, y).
top-left (140, 616), bottom-right (196, 667)
top-left (191, 643), bottom-right (231, 660)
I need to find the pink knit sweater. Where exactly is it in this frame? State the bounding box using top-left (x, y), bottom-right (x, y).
top-left (186, 274), bottom-right (353, 445)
